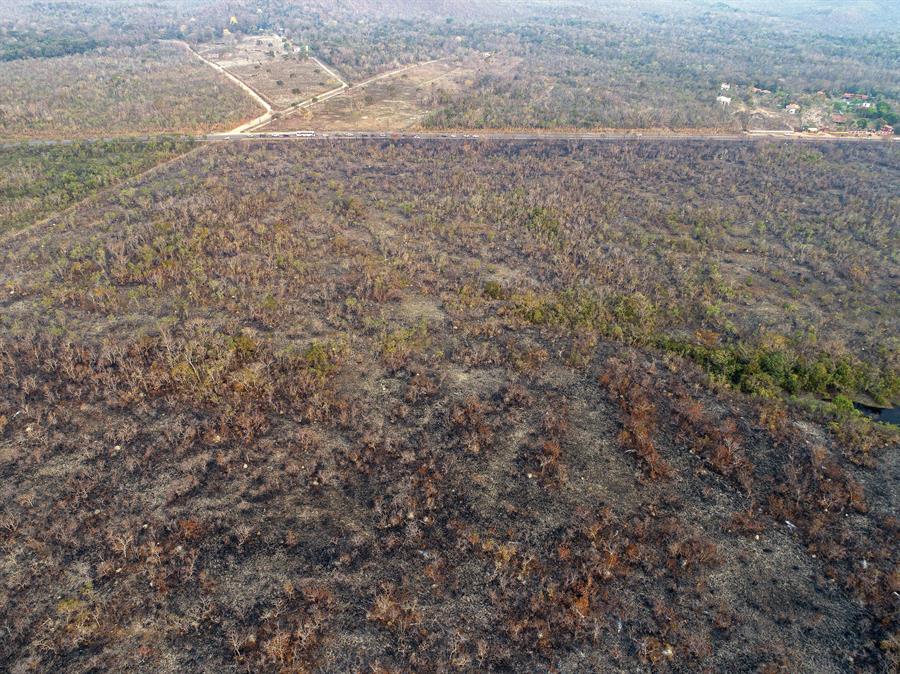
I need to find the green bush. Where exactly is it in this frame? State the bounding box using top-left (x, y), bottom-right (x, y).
top-left (658, 337), bottom-right (898, 404)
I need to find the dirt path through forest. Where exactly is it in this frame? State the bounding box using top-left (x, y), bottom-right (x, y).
top-left (169, 41), bottom-right (274, 133)
top-left (250, 57), bottom-right (450, 132)
top-left (353, 57), bottom-right (449, 89)
top-left (0, 143), bottom-right (206, 249)
top-left (172, 40), bottom-right (349, 134)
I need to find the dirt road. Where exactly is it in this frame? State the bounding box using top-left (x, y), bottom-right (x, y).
top-left (170, 41), bottom-right (275, 133)
top-left (241, 72), bottom-right (348, 133)
top-left (212, 129), bottom-right (897, 144)
top-left (250, 57), bottom-right (451, 132)
top-left (309, 57), bottom-right (348, 88)
top-left (174, 39), bottom-right (351, 134)
top-left (353, 58), bottom-right (449, 89)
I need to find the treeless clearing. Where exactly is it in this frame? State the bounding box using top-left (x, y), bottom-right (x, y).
top-left (262, 56), bottom-right (488, 132)
top-left (0, 42), bottom-right (260, 140)
top-left (197, 34), bottom-right (343, 110)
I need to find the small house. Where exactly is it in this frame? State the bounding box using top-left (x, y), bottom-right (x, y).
top-left (716, 95), bottom-right (732, 106)
top-left (831, 114), bottom-right (847, 124)
top-left (881, 125), bottom-right (895, 136)
top-left (786, 103), bottom-right (800, 114)
top-left (720, 83), bottom-right (731, 91)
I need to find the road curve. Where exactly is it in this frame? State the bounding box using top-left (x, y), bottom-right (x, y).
top-left (168, 40), bottom-right (274, 133)
top-left (309, 57), bottom-right (348, 88)
top-left (242, 79), bottom-right (349, 133)
top-left (172, 40), bottom-right (351, 134)
top-left (249, 56), bottom-right (452, 133)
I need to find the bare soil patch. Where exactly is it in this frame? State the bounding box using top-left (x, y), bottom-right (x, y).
top-left (197, 34), bottom-right (342, 110)
top-left (264, 57), bottom-right (487, 131)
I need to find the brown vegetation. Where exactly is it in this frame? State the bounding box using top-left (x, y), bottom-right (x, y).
top-left (0, 138), bottom-right (897, 672)
top-left (0, 42), bottom-right (260, 139)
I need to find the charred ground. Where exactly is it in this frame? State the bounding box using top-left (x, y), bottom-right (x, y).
top-left (0, 138), bottom-right (898, 672)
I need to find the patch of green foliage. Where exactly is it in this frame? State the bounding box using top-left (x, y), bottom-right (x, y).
top-left (380, 321), bottom-right (429, 362)
top-left (511, 288), bottom-right (658, 344)
top-left (483, 280), bottom-right (506, 300)
top-left (658, 337), bottom-right (899, 404)
top-left (524, 206), bottom-right (561, 241)
top-left (0, 137), bottom-right (194, 234)
top-left (511, 289), bottom-right (605, 331)
top-left (858, 100), bottom-right (899, 126)
top-left (0, 29), bottom-right (103, 61)
top-left (508, 284), bottom-right (896, 405)
top-left (302, 341), bottom-right (338, 380)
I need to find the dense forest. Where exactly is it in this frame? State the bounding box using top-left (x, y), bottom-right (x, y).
top-left (420, 17), bottom-right (900, 129)
top-left (0, 28), bottom-right (101, 61)
top-left (0, 42), bottom-right (260, 139)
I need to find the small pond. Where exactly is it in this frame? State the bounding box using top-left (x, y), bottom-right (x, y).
top-left (853, 402), bottom-right (900, 427)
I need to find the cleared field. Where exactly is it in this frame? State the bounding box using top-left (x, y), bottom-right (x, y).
top-left (197, 34), bottom-right (343, 109)
top-left (263, 57), bottom-right (484, 131)
top-left (0, 42), bottom-right (261, 140)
